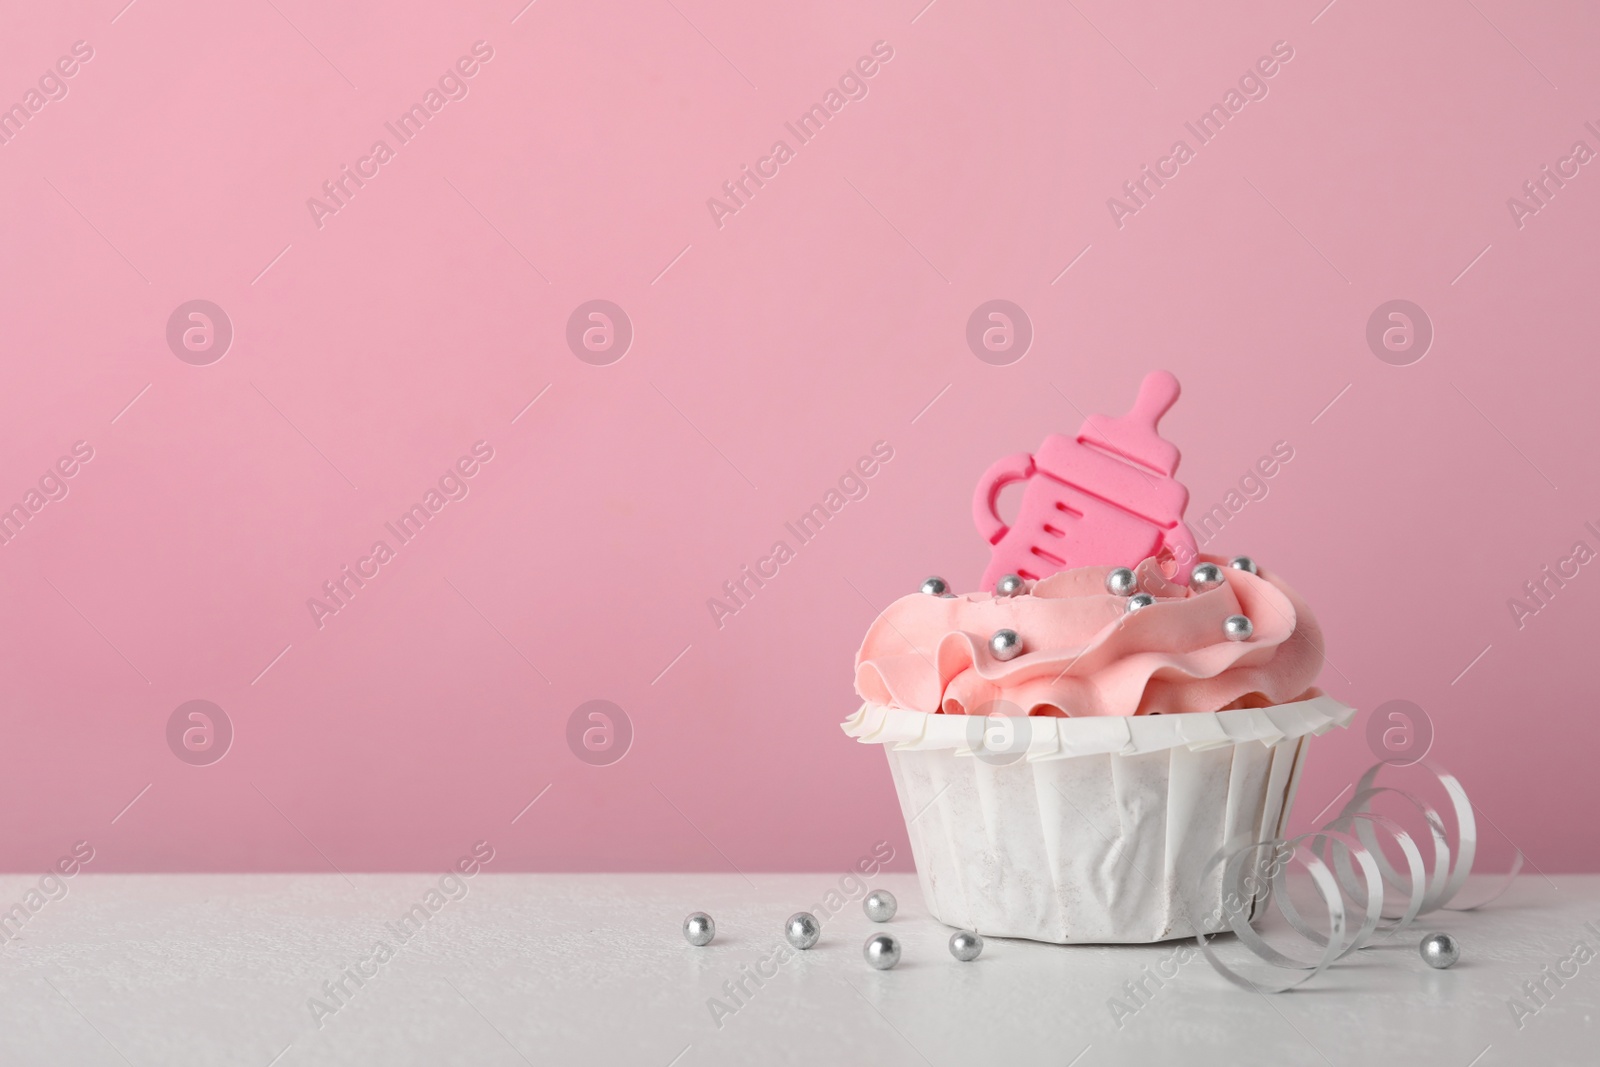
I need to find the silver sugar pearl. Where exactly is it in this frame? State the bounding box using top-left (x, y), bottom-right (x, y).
top-left (1419, 932), bottom-right (1460, 969)
top-left (863, 889), bottom-right (898, 923)
top-left (785, 911), bottom-right (821, 950)
top-left (995, 573), bottom-right (1026, 597)
top-left (1228, 556), bottom-right (1259, 575)
top-left (1105, 567), bottom-right (1138, 597)
top-left (920, 576), bottom-right (949, 596)
top-left (683, 912), bottom-right (715, 946)
top-left (1190, 562), bottom-right (1225, 592)
top-left (1126, 593), bottom-right (1156, 613)
top-left (1223, 615), bottom-right (1253, 641)
top-left (949, 930), bottom-right (984, 962)
top-left (988, 629), bottom-right (1023, 661)
top-left (863, 932), bottom-right (901, 970)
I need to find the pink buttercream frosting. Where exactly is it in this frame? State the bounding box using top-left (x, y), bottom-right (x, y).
top-left (854, 556), bottom-right (1324, 717)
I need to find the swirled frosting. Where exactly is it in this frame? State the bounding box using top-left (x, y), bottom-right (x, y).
top-left (854, 556), bottom-right (1324, 717)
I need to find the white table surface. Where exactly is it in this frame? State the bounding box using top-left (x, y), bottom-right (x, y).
top-left (0, 872), bottom-right (1593, 1066)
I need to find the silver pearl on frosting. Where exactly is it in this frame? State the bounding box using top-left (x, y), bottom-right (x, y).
top-left (1105, 567), bottom-right (1138, 597)
top-left (864, 933), bottom-right (901, 970)
top-left (1419, 932), bottom-right (1460, 969)
top-left (1228, 556), bottom-right (1258, 575)
top-left (921, 576), bottom-right (949, 596)
top-left (1190, 562), bottom-right (1225, 592)
top-left (785, 911), bottom-right (821, 950)
top-left (1223, 615), bottom-right (1253, 641)
top-left (683, 912), bottom-right (715, 946)
top-left (1126, 593), bottom-right (1156, 613)
top-left (949, 930), bottom-right (984, 962)
top-left (863, 889), bottom-right (898, 923)
top-left (989, 629), bottom-right (1023, 661)
top-left (995, 574), bottom-right (1026, 598)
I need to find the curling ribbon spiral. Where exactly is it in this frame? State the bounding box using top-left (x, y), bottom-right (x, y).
top-left (1194, 760), bottom-right (1524, 992)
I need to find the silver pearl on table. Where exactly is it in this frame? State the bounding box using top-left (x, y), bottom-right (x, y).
top-left (1419, 932), bottom-right (1460, 969)
top-left (989, 629), bottom-right (1023, 661)
top-left (1190, 562), bottom-right (1225, 592)
top-left (1228, 556), bottom-right (1258, 575)
top-left (995, 574), bottom-right (1026, 598)
top-left (683, 912), bottom-right (715, 946)
top-left (949, 930), bottom-right (984, 962)
top-left (920, 576), bottom-right (949, 596)
top-left (785, 911), bottom-right (821, 950)
top-left (863, 932), bottom-right (901, 970)
top-left (1126, 593), bottom-right (1156, 613)
top-left (1105, 567), bottom-right (1138, 597)
top-left (1223, 615), bottom-right (1253, 641)
top-left (863, 889), bottom-right (898, 923)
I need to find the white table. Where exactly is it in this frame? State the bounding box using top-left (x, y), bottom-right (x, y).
top-left (0, 873), bottom-right (1592, 1065)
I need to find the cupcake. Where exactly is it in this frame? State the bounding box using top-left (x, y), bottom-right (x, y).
top-left (843, 373), bottom-right (1352, 944)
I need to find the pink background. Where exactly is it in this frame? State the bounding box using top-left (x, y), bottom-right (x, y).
top-left (2, 0), bottom-right (1596, 873)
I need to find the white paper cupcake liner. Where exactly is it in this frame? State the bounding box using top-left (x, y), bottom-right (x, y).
top-left (842, 695), bottom-right (1355, 944)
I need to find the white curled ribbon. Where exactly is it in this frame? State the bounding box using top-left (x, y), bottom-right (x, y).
top-left (1195, 759), bottom-right (1523, 992)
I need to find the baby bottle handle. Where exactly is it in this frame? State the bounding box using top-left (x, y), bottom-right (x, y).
top-left (972, 452), bottom-right (1035, 545)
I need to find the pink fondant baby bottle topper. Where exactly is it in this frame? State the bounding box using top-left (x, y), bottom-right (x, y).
top-left (972, 371), bottom-right (1197, 589)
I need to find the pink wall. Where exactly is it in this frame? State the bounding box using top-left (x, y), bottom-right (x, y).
top-left (2, 0), bottom-right (1595, 873)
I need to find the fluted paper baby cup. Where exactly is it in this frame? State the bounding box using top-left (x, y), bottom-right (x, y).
top-left (844, 696), bottom-right (1353, 943)
top-left (850, 557), bottom-right (1345, 944)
